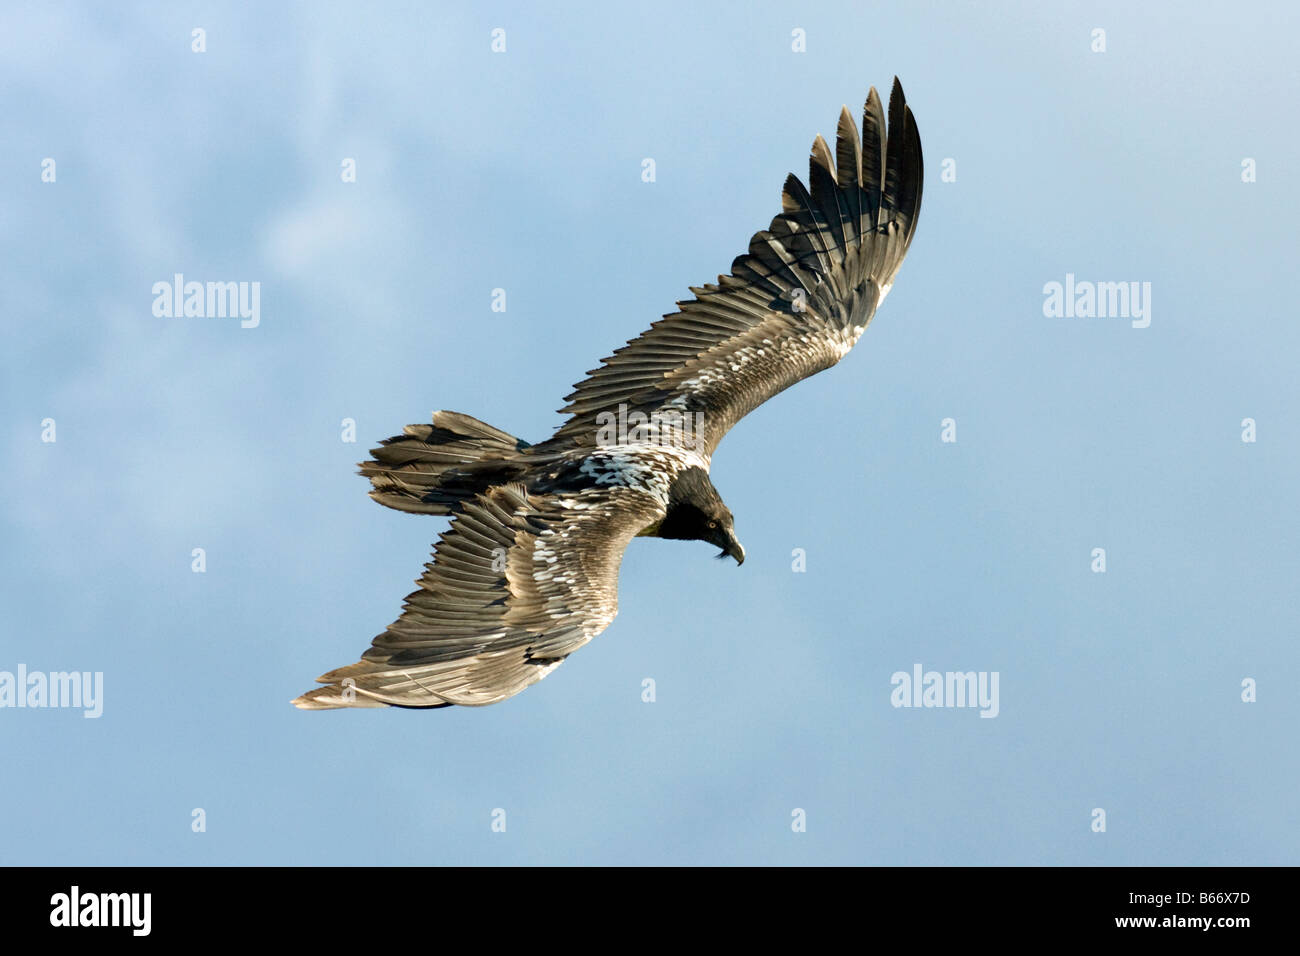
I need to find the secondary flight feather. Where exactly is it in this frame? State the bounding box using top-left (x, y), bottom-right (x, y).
top-left (293, 79), bottom-right (923, 710)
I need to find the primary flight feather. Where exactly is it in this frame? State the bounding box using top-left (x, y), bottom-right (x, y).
top-left (293, 79), bottom-right (923, 710)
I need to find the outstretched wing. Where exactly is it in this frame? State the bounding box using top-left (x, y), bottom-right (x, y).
top-left (544, 79), bottom-right (922, 458)
top-left (293, 483), bottom-right (663, 708)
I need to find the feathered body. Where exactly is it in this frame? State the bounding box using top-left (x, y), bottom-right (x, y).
top-left (294, 80), bottom-right (922, 710)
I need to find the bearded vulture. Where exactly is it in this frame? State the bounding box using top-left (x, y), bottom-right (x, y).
top-left (293, 79), bottom-right (923, 710)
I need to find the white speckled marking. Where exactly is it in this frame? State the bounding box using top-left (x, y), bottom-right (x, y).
top-left (577, 444), bottom-right (708, 505)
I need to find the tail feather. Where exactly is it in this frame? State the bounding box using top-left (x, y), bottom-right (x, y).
top-left (359, 410), bottom-right (530, 515)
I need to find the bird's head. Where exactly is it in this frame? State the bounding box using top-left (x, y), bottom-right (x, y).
top-left (704, 508), bottom-right (745, 566)
top-left (658, 467), bottom-right (745, 565)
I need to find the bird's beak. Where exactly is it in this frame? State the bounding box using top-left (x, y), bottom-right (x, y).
top-left (724, 536), bottom-right (745, 566)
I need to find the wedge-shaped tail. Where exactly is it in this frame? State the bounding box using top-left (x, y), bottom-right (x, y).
top-left (359, 410), bottom-right (531, 515)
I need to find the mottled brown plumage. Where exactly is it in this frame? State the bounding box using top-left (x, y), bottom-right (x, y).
top-left (293, 80), bottom-right (923, 711)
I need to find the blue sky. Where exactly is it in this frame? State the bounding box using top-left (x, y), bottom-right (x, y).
top-left (3, 0), bottom-right (1297, 865)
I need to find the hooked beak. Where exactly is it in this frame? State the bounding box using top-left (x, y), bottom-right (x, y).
top-left (719, 535), bottom-right (745, 566)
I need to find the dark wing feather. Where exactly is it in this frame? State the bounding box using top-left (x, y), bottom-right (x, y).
top-left (543, 79), bottom-right (922, 457)
top-left (292, 483), bottom-right (663, 708)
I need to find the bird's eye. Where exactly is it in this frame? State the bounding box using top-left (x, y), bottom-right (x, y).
top-left (708, 520), bottom-right (717, 529)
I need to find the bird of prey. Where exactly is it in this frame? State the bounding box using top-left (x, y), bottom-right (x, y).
top-left (293, 79), bottom-right (923, 710)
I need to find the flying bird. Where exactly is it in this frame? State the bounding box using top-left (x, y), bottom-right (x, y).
top-left (293, 79), bottom-right (923, 710)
